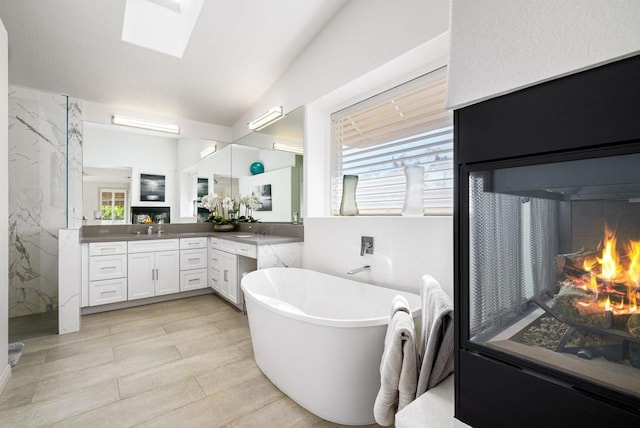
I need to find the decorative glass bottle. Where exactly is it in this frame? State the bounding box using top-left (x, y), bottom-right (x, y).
top-left (340, 174), bottom-right (359, 216)
top-left (402, 165), bottom-right (424, 216)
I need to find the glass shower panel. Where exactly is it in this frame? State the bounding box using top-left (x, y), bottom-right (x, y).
top-left (8, 86), bottom-right (68, 340)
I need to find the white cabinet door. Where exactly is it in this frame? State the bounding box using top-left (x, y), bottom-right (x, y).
top-left (155, 250), bottom-right (180, 295)
top-left (128, 252), bottom-right (155, 300)
top-left (220, 251), bottom-right (238, 305)
top-left (210, 267), bottom-right (221, 292)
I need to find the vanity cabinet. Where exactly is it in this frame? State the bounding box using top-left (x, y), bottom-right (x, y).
top-left (179, 237), bottom-right (208, 291)
top-left (128, 239), bottom-right (180, 300)
top-left (209, 237), bottom-right (257, 309)
top-left (81, 233), bottom-right (301, 312)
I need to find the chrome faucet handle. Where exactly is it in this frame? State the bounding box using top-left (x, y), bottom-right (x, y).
top-left (360, 236), bottom-right (374, 256)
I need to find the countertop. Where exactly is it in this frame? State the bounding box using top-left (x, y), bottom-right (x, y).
top-left (80, 231), bottom-right (303, 246)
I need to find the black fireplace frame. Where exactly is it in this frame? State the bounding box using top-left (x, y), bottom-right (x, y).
top-left (455, 54), bottom-right (640, 427)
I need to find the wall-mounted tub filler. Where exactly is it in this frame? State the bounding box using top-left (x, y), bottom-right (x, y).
top-left (360, 236), bottom-right (374, 256)
top-left (347, 265), bottom-right (371, 275)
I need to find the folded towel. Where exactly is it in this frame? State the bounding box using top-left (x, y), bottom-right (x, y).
top-left (374, 295), bottom-right (419, 426)
top-left (391, 294), bottom-right (411, 316)
top-left (416, 275), bottom-right (454, 396)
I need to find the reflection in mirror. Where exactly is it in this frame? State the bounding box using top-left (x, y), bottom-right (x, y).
top-left (82, 106), bottom-right (304, 225)
top-left (83, 166), bottom-right (131, 225)
top-left (228, 106), bottom-right (304, 222)
top-left (83, 121), bottom-right (222, 225)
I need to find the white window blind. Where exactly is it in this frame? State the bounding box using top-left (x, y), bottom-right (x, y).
top-left (330, 67), bottom-right (453, 215)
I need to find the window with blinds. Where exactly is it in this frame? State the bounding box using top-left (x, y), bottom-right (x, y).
top-left (330, 67), bottom-right (453, 215)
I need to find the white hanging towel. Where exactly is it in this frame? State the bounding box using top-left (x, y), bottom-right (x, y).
top-left (416, 274), bottom-right (454, 397)
top-left (374, 295), bottom-right (419, 426)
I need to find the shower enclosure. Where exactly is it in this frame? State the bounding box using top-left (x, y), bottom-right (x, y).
top-left (8, 86), bottom-right (79, 341)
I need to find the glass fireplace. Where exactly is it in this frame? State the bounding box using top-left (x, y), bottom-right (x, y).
top-left (467, 151), bottom-right (640, 400)
top-left (455, 53), bottom-right (640, 427)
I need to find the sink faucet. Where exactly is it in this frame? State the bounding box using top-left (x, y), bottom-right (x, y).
top-left (347, 265), bottom-right (371, 275)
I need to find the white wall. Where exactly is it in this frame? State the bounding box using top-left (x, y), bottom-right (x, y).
top-left (447, 0), bottom-right (640, 109)
top-left (303, 217), bottom-right (453, 296)
top-left (231, 0), bottom-right (451, 140)
top-left (234, 2), bottom-right (453, 296)
top-left (0, 17), bottom-right (9, 392)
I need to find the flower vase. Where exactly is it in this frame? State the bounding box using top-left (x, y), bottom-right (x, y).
top-left (339, 175), bottom-right (359, 216)
top-left (402, 166), bottom-right (424, 216)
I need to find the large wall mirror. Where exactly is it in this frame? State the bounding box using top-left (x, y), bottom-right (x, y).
top-left (82, 106), bottom-right (304, 225)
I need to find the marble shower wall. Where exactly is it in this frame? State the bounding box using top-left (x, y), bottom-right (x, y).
top-left (67, 98), bottom-right (83, 229)
top-left (8, 86), bottom-right (68, 317)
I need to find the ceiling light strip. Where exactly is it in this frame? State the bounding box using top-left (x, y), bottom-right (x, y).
top-left (273, 142), bottom-right (303, 154)
top-left (248, 106), bottom-right (284, 131)
top-left (200, 145), bottom-right (217, 159)
top-left (112, 114), bottom-right (180, 134)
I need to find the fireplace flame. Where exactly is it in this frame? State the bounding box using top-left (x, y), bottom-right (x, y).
top-left (597, 227), bottom-right (619, 282)
top-left (566, 226), bottom-right (640, 315)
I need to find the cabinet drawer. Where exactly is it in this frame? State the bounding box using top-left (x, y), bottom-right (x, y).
top-left (180, 248), bottom-right (207, 270)
top-left (128, 239), bottom-right (179, 253)
top-left (89, 254), bottom-right (127, 281)
top-left (235, 242), bottom-right (257, 259)
top-left (209, 238), bottom-right (220, 249)
top-left (219, 239), bottom-right (236, 253)
top-left (209, 248), bottom-right (223, 269)
top-left (180, 269), bottom-right (208, 291)
top-left (89, 277), bottom-right (127, 306)
top-left (180, 237), bottom-right (207, 249)
top-left (89, 241), bottom-right (126, 256)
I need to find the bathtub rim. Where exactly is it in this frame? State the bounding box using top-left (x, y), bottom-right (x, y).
top-left (241, 267), bottom-right (421, 328)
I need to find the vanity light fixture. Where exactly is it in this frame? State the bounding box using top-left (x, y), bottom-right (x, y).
top-left (199, 145), bottom-right (217, 159)
top-left (273, 142), bottom-right (303, 155)
top-left (112, 115), bottom-right (180, 134)
top-left (248, 106), bottom-right (284, 131)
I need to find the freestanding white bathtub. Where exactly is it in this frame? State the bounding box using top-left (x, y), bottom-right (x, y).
top-left (241, 267), bottom-right (421, 426)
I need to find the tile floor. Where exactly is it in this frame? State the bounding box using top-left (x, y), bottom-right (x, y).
top-left (9, 311), bottom-right (58, 343)
top-left (0, 294), bottom-right (383, 427)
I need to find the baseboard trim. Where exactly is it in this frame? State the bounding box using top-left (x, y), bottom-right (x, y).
top-left (0, 363), bottom-right (11, 395)
top-left (80, 288), bottom-right (214, 315)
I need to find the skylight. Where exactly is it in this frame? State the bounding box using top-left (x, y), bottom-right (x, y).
top-left (122, 0), bottom-right (204, 58)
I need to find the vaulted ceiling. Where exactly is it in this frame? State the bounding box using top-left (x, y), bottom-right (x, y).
top-left (0, 0), bottom-right (347, 126)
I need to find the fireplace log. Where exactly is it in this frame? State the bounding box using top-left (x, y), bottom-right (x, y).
top-left (552, 295), bottom-right (613, 329)
top-left (554, 248), bottom-right (599, 274)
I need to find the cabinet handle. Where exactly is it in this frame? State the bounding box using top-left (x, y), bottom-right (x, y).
top-left (156, 268), bottom-right (159, 280)
top-left (224, 270), bottom-right (228, 282)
